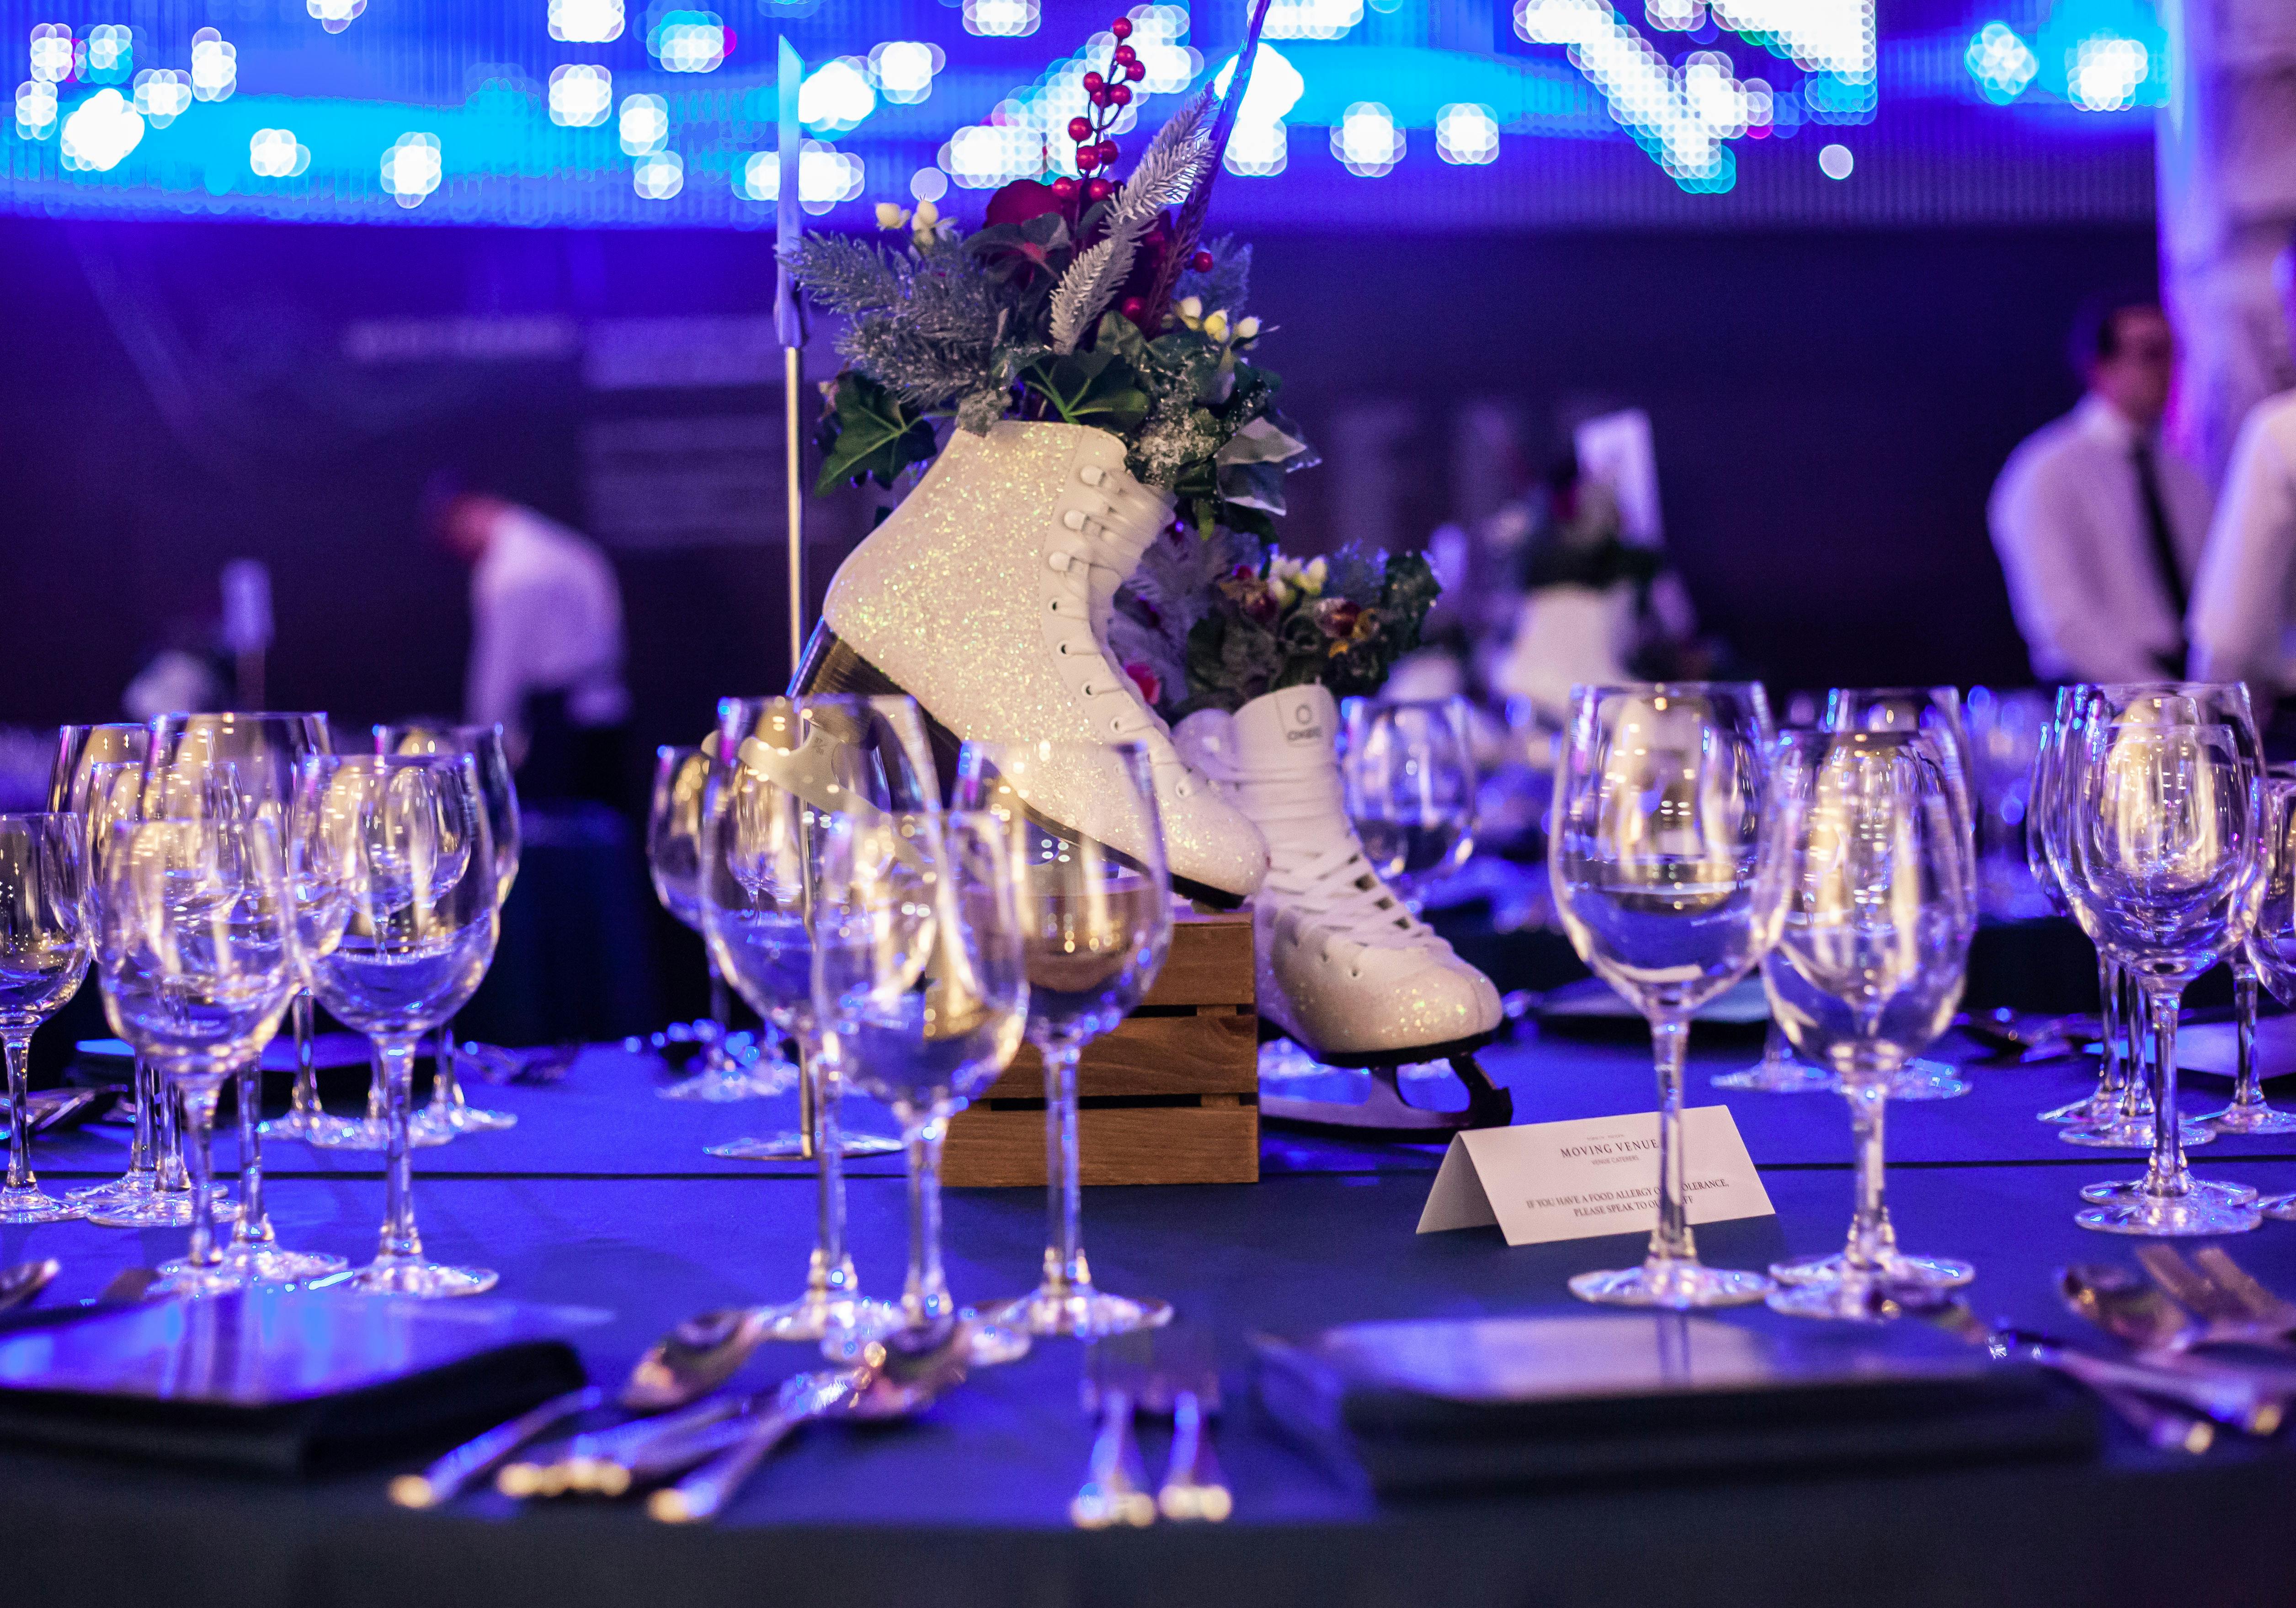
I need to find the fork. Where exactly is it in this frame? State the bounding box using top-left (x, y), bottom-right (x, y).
top-left (2191, 1247), bottom-right (2296, 1333)
top-left (2136, 1246), bottom-right (2296, 1349)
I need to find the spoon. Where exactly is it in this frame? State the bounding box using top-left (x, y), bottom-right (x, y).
top-left (648, 1319), bottom-right (972, 1524)
top-left (0, 1259), bottom-right (60, 1314)
top-left (2066, 1263), bottom-right (2296, 1357)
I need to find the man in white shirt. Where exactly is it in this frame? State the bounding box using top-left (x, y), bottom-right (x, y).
top-left (428, 478), bottom-right (631, 801)
top-left (2186, 239), bottom-right (2296, 700)
top-left (1988, 299), bottom-right (2214, 683)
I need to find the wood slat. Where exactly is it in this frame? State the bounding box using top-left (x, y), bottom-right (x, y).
top-left (982, 1009), bottom-right (1257, 1100)
top-left (1139, 911), bottom-right (1254, 1007)
top-left (943, 1103), bottom-right (1259, 1187)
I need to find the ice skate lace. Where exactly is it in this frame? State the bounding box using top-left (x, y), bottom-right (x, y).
top-left (1240, 764), bottom-right (1446, 964)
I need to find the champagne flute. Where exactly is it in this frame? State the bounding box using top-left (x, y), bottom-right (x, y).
top-left (48, 724), bottom-right (164, 1213)
top-left (298, 753), bottom-right (501, 1294)
top-left (148, 712), bottom-right (346, 1284)
top-left (376, 722), bottom-right (522, 1137)
top-left (813, 809), bottom-right (1032, 1365)
top-left (2218, 774), bottom-right (2296, 1138)
top-left (958, 739), bottom-right (1174, 1338)
top-left (1344, 696), bottom-right (1477, 911)
top-left (700, 695), bottom-right (928, 1340)
top-left (649, 744), bottom-right (795, 1107)
top-left (96, 814), bottom-right (300, 1295)
top-left (1550, 682), bottom-right (1781, 1308)
top-left (2050, 683), bottom-right (2265, 1235)
top-left (0, 815), bottom-right (93, 1225)
top-left (1760, 732), bottom-right (1976, 1313)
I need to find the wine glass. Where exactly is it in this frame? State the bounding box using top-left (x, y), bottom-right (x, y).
top-left (376, 722), bottom-right (522, 1138)
top-left (2049, 683), bottom-right (2265, 1235)
top-left (1710, 1018), bottom-right (1830, 1094)
top-left (700, 695), bottom-right (933, 1340)
top-left (1343, 696), bottom-right (1477, 910)
top-left (957, 739), bottom-right (1175, 1338)
top-left (0, 815), bottom-right (93, 1225)
top-left (297, 753), bottom-right (501, 1294)
top-left (48, 724), bottom-right (164, 1214)
top-left (813, 808), bottom-right (1032, 1365)
top-left (1759, 731), bottom-right (1976, 1315)
top-left (649, 743), bottom-right (794, 1107)
top-left (148, 712), bottom-right (346, 1284)
top-left (1550, 682), bottom-right (1781, 1308)
top-left (2218, 773), bottom-right (2296, 1137)
top-left (96, 814), bottom-right (300, 1295)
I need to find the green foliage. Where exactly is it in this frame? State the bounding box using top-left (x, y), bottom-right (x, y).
top-left (814, 372), bottom-right (939, 494)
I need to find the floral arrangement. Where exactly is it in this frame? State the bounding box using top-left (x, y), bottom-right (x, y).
top-left (1110, 528), bottom-right (1440, 718)
top-left (792, 15), bottom-right (1316, 540)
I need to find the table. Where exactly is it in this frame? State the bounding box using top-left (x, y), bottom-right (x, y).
top-left (7, 1025), bottom-right (2296, 1608)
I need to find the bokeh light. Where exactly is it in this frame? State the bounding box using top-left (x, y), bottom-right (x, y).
top-left (1225, 117), bottom-right (1287, 176)
top-left (1646, 0), bottom-right (1704, 31)
top-left (1435, 102), bottom-right (1501, 165)
top-left (14, 79), bottom-right (56, 139)
top-left (250, 128), bottom-right (312, 177)
top-left (84, 24), bottom-right (130, 82)
top-left (962, 0), bottom-right (1040, 40)
top-left (1265, 0), bottom-right (1363, 42)
top-left (549, 64), bottom-right (614, 128)
top-left (870, 41), bottom-right (943, 104)
top-left (1332, 102), bottom-right (1402, 176)
top-left (549, 0), bottom-right (625, 44)
top-left (28, 24), bottom-right (73, 85)
top-left (619, 92), bottom-right (669, 155)
top-left (649, 11), bottom-right (728, 73)
top-left (380, 131), bottom-right (442, 207)
top-left (59, 87), bottom-right (143, 171)
top-left (1965, 22), bottom-right (2039, 104)
top-left (1818, 140), bottom-right (1853, 178)
top-left (190, 29), bottom-right (236, 102)
top-left (307, 0), bottom-right (367, 34)
top-left (634, 151), bottom-right (683, 198)
top-left (2068, 35), bottom-right (2147, 112)
top-left (1515, 0), bottom-right (1741, 190)
top-left (910, 165), bottom-right (948, 201)
top-left (800, 58), bottom-right (876, 132)
top-left (738, 141), bottom-right (865, 211)
top-left (131, 68), bottom-right (191, 127)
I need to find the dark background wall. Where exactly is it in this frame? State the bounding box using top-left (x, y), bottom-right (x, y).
top-left (0, 214), bottom-right (2157, 751)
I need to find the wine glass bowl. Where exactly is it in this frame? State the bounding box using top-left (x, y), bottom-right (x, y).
top-left (1343, 696), bottom-right (1477, 909)
top-left (0, 814), bottom-right (93, 1226)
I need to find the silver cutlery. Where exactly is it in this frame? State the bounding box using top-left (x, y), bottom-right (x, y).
top-left (0, 1259), bottom-right (60, 1314)
top-left (2060, 1264), bottom-right (2296, 1358)
top-left (1145, 1328), bottom-right (1230, 1523)
top-left (93, 1266), bottom-right (160, 1305)
top-left (647, 1320), bottom-right (971, 1524)
top-left (390, 1387), bottom-right (607, 1508)
top-left (2137, 1245), bottom-right (2296, 1348)
top-left (1073, 1330), bottom-right (1156, 1529)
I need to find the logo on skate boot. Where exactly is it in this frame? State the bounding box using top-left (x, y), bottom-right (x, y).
top-left (1285, 704), bottom-right (1323, 743)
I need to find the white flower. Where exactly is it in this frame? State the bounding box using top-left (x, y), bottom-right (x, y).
top-left (1202, 309), bottom-right (1230, 343)
top-left (875, 201), bottom-right (911, 230)
top-left (1235, 315), bottom-right (1262, 342)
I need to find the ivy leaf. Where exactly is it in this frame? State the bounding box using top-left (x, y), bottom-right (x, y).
top-left (1020, 348), bottom-right (1151, 435)
top-left (815, 372), bottom-right (939, 494)
top-left (967, 214), bottom-right (1072, 284)
top-left (1216, 458), bottom-right (1289, 517)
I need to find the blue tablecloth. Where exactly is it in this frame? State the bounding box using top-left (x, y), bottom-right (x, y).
top-left (6, 1025), bottom-right (2296, 1608)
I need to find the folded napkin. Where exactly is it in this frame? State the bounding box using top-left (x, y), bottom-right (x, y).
top-left (1254, 1313), bottom-right (2098, 1497)
top-left (0, 1289), bottom-right (588, 1476)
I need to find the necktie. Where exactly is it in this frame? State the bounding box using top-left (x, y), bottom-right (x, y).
top-left (2132, 440), bottom-right (2189, 620)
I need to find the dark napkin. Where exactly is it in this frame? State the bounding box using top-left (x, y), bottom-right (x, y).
top-left (1254, 1313), bottom-right (2098, 1497)
top-left (0, 1289), bottom-right (588, 1477)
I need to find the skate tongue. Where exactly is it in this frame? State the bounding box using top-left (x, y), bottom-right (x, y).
top-left (1233, 685), bottom-right (1339, 775)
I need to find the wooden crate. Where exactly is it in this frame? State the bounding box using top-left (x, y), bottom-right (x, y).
top-left (944, 909), bottom-right (1258, 1186)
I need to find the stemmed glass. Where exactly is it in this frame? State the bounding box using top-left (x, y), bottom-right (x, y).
top-left (813, 809), bottom-right (1032, 1365)
top-left (48, 724), bottom-right (166, 1215)
top-left (148, 712), bottom-right (346, 1284)
top-left (1759, 732), bottom-right (1976, 1314)
top-left (958, 739), bottom-right (1175, 1337)
top-left (2047, 683), bottom-right (2266, 1235)
top-left (1820, 689), bottom-right (1974, 1100)
top-left (700, 695), bottom-right (928, 1340)
top-left (0, 816), bottom-right (93, 1225)
top-left (297, 753), bottom-right (502, 1294)
top-left (1550, 682), bottom-right (1781, 1308)
top-left (2220, 775), bottom-right (2296, 1137)
top-left (649, 744), bottom-right (795, 1107)
top-left (1344, 696), bottom-right (1478, 910)
top-left (96, 814), bottom-right (300, 1296)
top-left (376, 723), bottom-right (522, 1138)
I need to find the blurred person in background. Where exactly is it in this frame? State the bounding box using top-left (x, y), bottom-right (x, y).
top-left (1988, 294), bottom-right (2212, 684)
top-left (2186, 233), bottom-right (2296, 737)
top-left (425, 472), bottom-right (631, 807)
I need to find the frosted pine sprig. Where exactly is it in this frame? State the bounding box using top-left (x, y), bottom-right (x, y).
top-left (1046, 90), bottom-right (1214, 353)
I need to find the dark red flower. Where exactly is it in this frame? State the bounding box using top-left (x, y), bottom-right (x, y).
top-left (1123, 661), bottom-right (1162, 707)
top-left (984, 179), bottom-right (1065, 227)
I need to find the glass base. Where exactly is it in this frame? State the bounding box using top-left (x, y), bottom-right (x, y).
top-left (984, 1286), bottom-right (1174, 1338)
top-left (0, 1185), bottom-right (83, 1225)
top-left (2076, 1197), bottom-right (2264, 1236)
top-left (259, 1110), bottom-right (364, 1145)
top-left (307, 1119), bottom-right (453, 1152)
top-left (414, 1104), bottom-right (517, 1140)
top-left (821, 1314), bottom-right (1032, 1368)
top-left (67, 1173), bottom-right (154, 1205)
top-left (2058, 1116), bottom-right (2214, 1149)
top-left (150, 1260), bottom-right (249, 1298)
top-left (1770, 1248), bottom-right (1974, 1289)
top-left (2200, 1102), bottom-right (2296, 1135)
top-left (2079, 1175), bottom-right (2258, 1207)
top-left (1711, 1060), bottom-right (1831, 1093)
top-left (85, 1188), bottom-right (234, 1229)
top-left (222, 1245), bottom-right (349, 1284)
top-left (1767, 1278), bottom-right (1909, 1321)
top-left (2260, 1192), bottom-right (2296, 1221)
top-left (658, 1065), bottom-right (784, 1102)
top-left (704, 1132), bottom-right (904, 1161)
top-left (346, 1257), bottom-right (499, 1298)
top-left (1870, 1059), bottom-right (1968, 1100)
top-left (752, 1289), bottom-right (900, 1344)
top-left (2040, 1093), bottom-right (2115, 1124)
top-left (1567, 1256), bottom-right (1773, 1309)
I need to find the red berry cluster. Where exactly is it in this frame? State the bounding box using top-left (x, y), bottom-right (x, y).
top-left (1068, 16), bottom-right (1145, 183)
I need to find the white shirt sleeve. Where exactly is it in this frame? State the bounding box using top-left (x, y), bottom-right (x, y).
top-left (1989, 445), bottom-right (2164, 684)
top-left (465, 569), bottom-right (532, 734)
top-left (2189, 404), bottom-right (2296, 686)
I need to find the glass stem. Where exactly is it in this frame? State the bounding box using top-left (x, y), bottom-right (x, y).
top-left (2142, 984), bottom-right (2190, 1199)
top-left (901, 1100), bottom-right (951, 1327)
top-left (2232, 958), bottom-right (2264, 1111)
top-left (229, 1060), bottom-right (273, 1249)
top-left (365, 1044), bottom-right (386, 1125)
top-left (1042, 1038), bottom-right (1092, 1297)
top-left (375, 1036), bottom-right (425, 1264)
top-left (432, 1019), bottom-right (462, 1113)
top-left (288, 991), bottom-right (323, 1121)
top-left (1843, 1080), bottom-right (1890, 1275)
top-left (803, 1036), bottom-right (855, 1298)
top-left (127, 1054), bottom-right (156, 1181)
top-left (705, 958), bottom-right (733, 1074)
top-left (4, 1031), bottom-right (35, 1193)
top-left (2094, 956), bottom-right (2125, 1099)
top-left (156, 1079), bottom-right (188, 1193)
top-left (180, 1079), bottom-right (224, 1270)
top-left (2116, 967), bottom-right (2154, 1119)
top-left (1646, 1018), bottom-right (1695, 1264)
